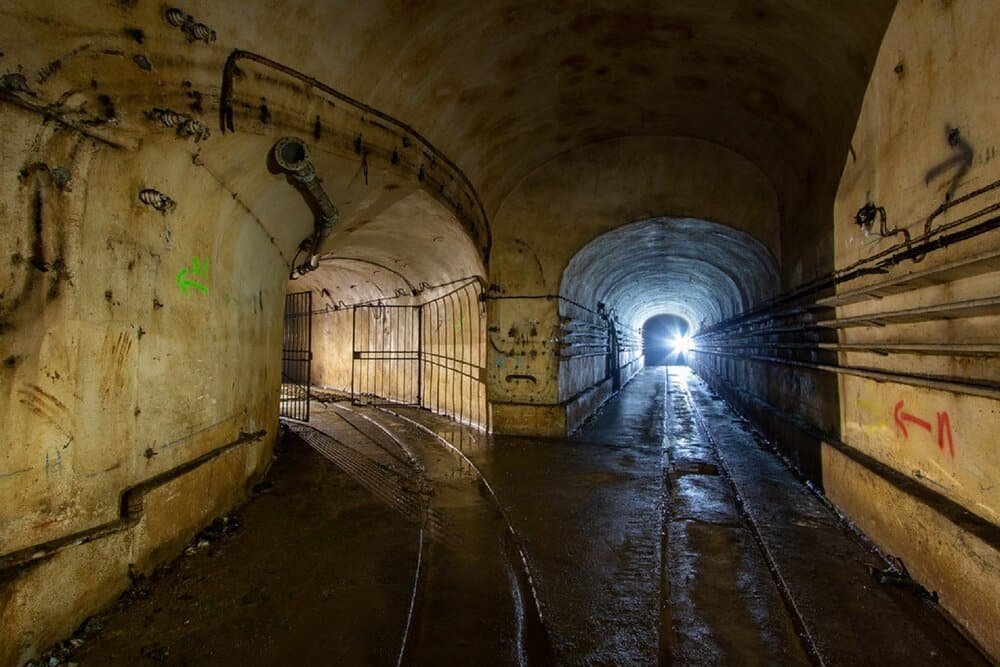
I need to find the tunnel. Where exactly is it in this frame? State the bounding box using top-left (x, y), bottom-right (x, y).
top-left (1, 1), bottom-right (998, 665)
top-left (642, 315), bottom-right (691, 367)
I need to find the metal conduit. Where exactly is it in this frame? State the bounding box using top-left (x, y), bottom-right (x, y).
top-left (273, 136), bottom-right (340, 278)
top-left (692, 348), bottom-right (1000, 400)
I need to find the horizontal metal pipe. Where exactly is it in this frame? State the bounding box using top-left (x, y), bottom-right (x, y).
top-left (0, 429), bottom-right (266, 575)
top-left (698, 342), bottom-right (1000, 357)
top-left (699, 295), bottom-right (999, 342)
top-left (692, 348), bottom-right (1000, 399)
top-left (699, 205), bottom-right (1000, 335)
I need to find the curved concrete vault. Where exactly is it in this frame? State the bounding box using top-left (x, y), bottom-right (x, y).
top-left (3, 0), bottom-right (1000, 662)
top-left (297, 188), bottom-right (485, 307)
top-left (559, 217), bottom-right (779, 331)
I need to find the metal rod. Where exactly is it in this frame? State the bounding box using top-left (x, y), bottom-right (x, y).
top-left (692, 349), bottom-right (1000, 399)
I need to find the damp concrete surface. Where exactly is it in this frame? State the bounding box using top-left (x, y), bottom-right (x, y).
top-left (61, 368), bottom-right (988, 665)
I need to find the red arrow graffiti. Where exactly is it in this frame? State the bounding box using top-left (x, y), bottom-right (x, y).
top-left (937, 412), bottom-right (955, 458)
top-left (893, 400), bottom-right (932, 438)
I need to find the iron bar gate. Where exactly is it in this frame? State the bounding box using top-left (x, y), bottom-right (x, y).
top-left (351, 280), bottom-right (487, 429)
top-left (281, 290), bottom-right (312, 421)
top-left (351, 303), bottom-right (422, 407)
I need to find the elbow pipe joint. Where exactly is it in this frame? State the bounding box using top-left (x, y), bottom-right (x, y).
top-left (273, 136), bottom-right (339, 278)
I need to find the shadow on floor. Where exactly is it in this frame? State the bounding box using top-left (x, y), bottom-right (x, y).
top-left (69, 432), bottom-right (417, 666)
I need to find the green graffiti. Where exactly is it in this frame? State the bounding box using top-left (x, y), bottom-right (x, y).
top-left (177, 256), bottom-right (208, 295)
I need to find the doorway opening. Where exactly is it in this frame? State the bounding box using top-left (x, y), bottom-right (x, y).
top-left (642, 314), bottom-right (690, 366)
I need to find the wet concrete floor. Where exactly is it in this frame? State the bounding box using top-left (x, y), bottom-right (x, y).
top-left (62, 368), bottom-right (988, 665)
top-left (71, 431), bottom-right (417, 665)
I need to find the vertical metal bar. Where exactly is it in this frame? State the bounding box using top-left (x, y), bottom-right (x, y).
top-left (434, 296), bottom-right (442, 416)
top-left (373, 307), bottom-right (377, 401)
top-left (404, 307), bottom-right (410, 403)
top-left (447, 292), bottom-right (453, 419)
top-left (472, 283), bottom-right (483, 427)
top-left (418, 304), bottom-right (424, 407)
top-left (383, 306), bottom-right (389, 403)
top-left (457, 287), bottom-right (465, 423)
top-left (458, 289), bottom-right (464, 422)
top-left (295, 294), bottom-right (298, 420)
top-left (369, 307), bottom-right (375, 401)
top-left (392, 307), bottom-right (398, 403)
top-left (412, 306), bottom-right (417, 404)
top-left (448, 291), bottom-right (456, 421)
top-left (306, 291), bottom-right (312, 421)
top-left (479, 284), bottom-right (485, 429)
top-left (296, 293), bottom-right (300, 420)
top-left (361, 306), bottom-right (366, 401)
top-left (305, 291), bottom-right (311, 421)
top-left (371, 307), bottom-right (377, 403)
top-left (350, 306), bottom-right (357, 403)
top-left (402, 307), bottom-right (407, 403)
top-left (426, 299), bottom-right (434, 413)
top-left (462, 284), bottom-right (473, 425)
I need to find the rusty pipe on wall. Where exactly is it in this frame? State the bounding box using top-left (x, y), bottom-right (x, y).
top-left (273, 136), bottom-right (339, 278)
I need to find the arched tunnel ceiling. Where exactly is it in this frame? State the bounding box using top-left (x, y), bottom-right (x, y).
top-left (0, 1), bottom-right (897, 282)
top-left (560, 218), bottom-right (780, 331)
top-left (295, 188), bottom-right (484, 306)
top-left (212, 0), bottom-right (896, 217)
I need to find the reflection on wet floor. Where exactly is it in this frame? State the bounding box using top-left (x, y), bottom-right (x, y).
top-left (442, 371), bottom-right (667, 665)
top-left (68, 368), bottom-right (988, 665)
top-left (663, 369), bottom-right (808, 665)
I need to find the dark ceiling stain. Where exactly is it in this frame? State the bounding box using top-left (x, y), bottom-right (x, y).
top-left (560, 54), bottom-right (592, 73)
top-left (742, 87), bottom-right (780, 120)
top-left (681, 50), bottom-right (708, 65)
top-left (502, 50), bottom-right (539, 71)
top-left (674, 76), bottom-right (707, 91)
top-left (627, 62), bottom-right (654, 77)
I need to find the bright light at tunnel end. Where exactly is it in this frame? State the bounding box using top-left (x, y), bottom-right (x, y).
top-left (670, 334), bottom-right (694, 355)
top-left (670, 333), bottom-right (693, 355)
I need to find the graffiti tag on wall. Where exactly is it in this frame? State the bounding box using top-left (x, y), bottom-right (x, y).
top-left (177, 256), bottom-right (208, 294)
top-left (893, 400), bottom-right (954, 457)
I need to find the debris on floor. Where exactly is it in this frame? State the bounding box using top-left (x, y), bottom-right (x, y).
top-left (183, 515), bottom-right (241, 556)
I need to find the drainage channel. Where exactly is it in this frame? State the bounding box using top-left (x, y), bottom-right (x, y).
top-left (663, 368), bottom-right (810, 665)
top-left (665, 372), bottom-right (815, 665)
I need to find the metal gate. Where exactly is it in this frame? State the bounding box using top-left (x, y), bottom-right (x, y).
top-left (351, 303), bottom-right (422, 407)
top-left (351, 280), bottom-right (487, 429)
top-left (281, 290), bottom-right (312, 421)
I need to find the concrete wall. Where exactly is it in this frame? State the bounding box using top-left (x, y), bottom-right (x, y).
top-left (693, 0), bottom-right (1000, 656)
top-left (0, 3), bottom-right (486, 661)
top-left (825, 0), bottom-right (1000, 654)
top-left (1, 0), bottom-right (994, 660)
top-left (0, 126), bottom-right (286, 663)
top-left (311, 308), bottom-right (354, 393)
